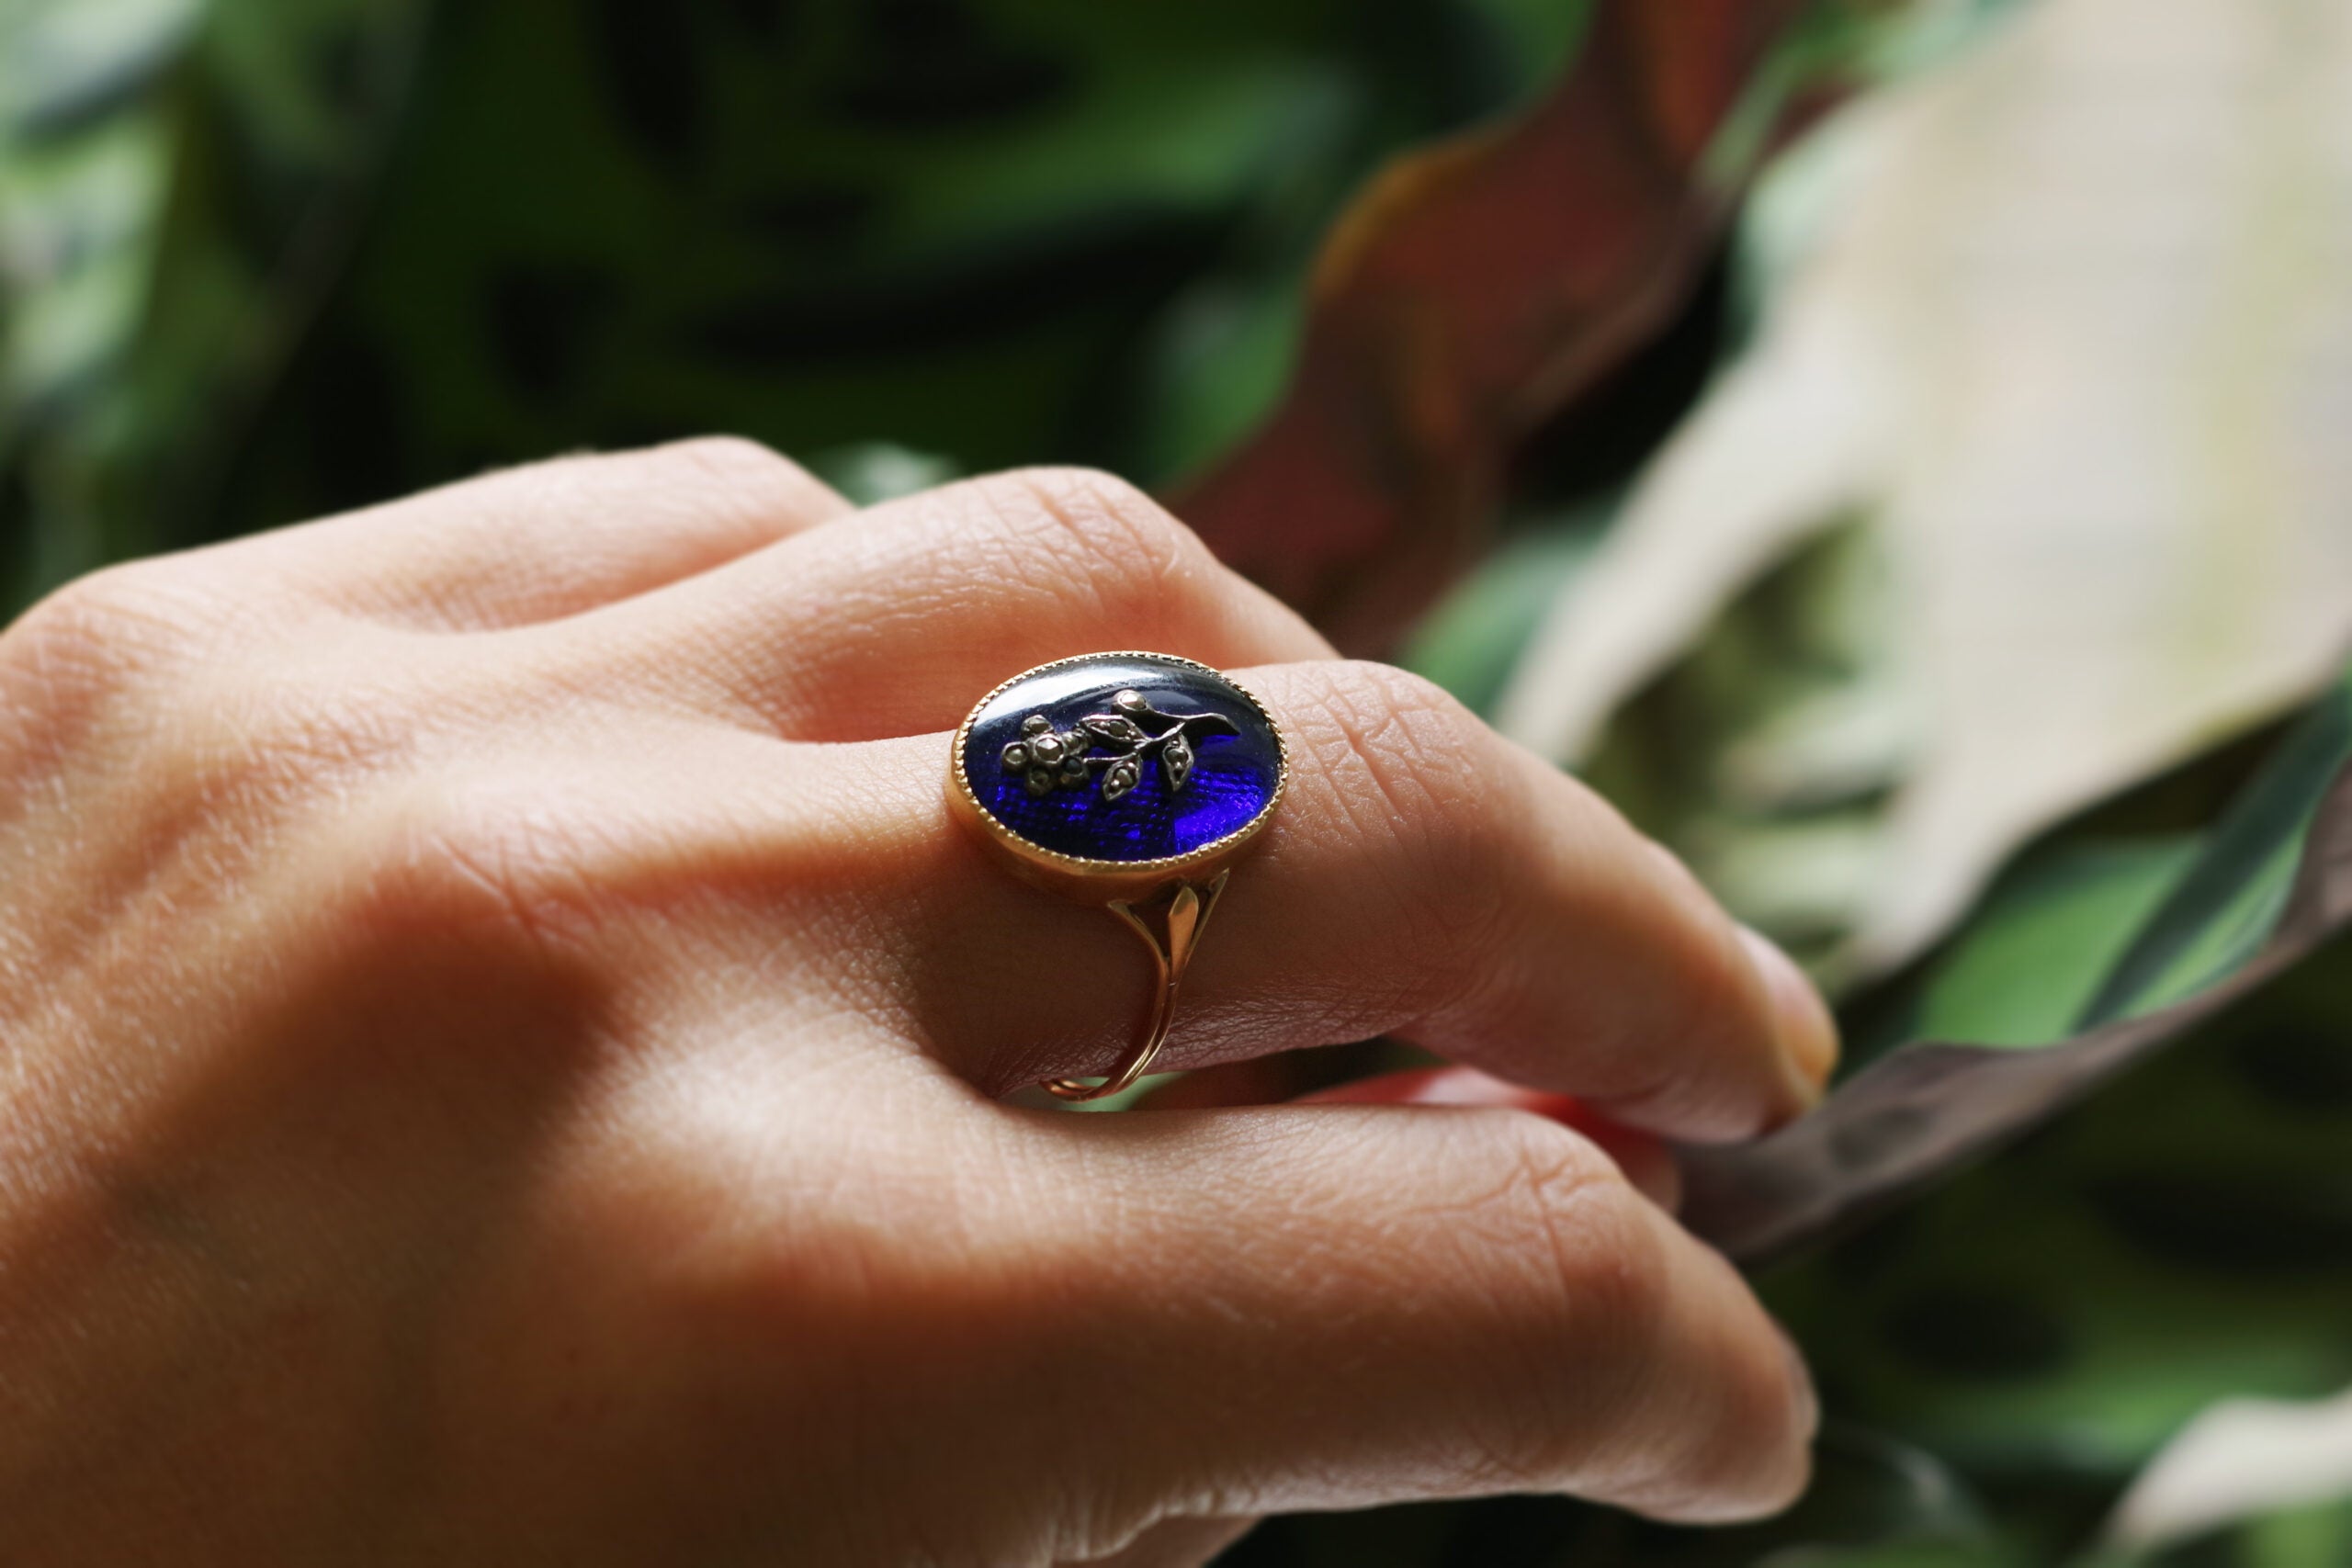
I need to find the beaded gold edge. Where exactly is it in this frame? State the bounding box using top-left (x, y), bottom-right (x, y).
top-left (947, 650), bottom-right (1289, 883)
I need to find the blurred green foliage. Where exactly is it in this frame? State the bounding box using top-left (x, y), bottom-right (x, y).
top-left (0, 0), bottom-right (1590, 610)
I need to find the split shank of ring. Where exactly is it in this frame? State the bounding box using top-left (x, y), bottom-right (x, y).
top-left (948, 652), bottom-right (1288, 1101)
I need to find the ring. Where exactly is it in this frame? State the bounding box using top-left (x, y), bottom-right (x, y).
top-left (949, 651), bottom-right (1288, 1101)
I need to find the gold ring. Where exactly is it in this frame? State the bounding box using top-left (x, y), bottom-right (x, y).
top-left (948, 652), bottom-right (1288, 1101)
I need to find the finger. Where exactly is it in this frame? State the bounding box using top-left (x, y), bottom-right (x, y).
top-left (239, 438), bottom-right (852, 630)
top-left (825, 660), bottom-right (1835, 1141)
top-left (1137, 1058), bottom-right (1681, 1210)
top-left (1302, 1066), bottom-right (1683, 1211)
top-left (1024, 1104), bottom-right (1815, 1525)
top-left (440, 658), bottom-right (1831, 1141)
top-left (571, 466), bottom-right (1333, 741)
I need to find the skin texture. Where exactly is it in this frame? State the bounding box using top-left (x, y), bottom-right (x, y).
top-left (0, 441), bottom-right (1836, 1567)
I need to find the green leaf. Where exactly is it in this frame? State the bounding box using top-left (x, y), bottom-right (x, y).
top-left (1762, 942), bottom-right (2352, 1486)
top-left (2083, 685), bottom-right (2352, 1029)
top-left (0, 0), bottom-right (198, 134)
top-left (1907, 840), bottom-right (2200, 1050)
top-left (1683, 668), bottom-right (2352, 1264)
top-left (1398, 508), bottom-right (1607, 716)
top-left (2114, 1497), bottom-right (2352, 1568)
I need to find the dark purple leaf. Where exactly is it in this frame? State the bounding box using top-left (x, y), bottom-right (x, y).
top-left (1177, 0), bottom-right (1818, 652)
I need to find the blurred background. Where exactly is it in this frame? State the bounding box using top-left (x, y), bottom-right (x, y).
top-left (6, 1), bottom-right (2352, 1562)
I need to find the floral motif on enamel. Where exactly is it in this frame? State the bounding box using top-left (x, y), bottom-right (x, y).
top-left (999, 688), bottom-right (1241, 803)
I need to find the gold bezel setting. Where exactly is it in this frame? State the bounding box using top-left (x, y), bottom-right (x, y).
top-left (948, 651), bottom-right (1288, 905)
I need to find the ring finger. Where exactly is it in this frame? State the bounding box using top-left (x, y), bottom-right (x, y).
top-left (810, 660), bottom-right (1835, 1142)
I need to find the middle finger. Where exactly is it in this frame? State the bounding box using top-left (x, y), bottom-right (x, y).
top-left (563, 467), bottom-right (1333, 742)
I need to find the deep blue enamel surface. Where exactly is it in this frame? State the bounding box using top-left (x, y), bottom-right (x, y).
top-left (963, 655), bottom-right (1281, 863)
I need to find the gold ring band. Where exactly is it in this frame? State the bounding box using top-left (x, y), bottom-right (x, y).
top-left (1041, 871), bottom-right (1229, 1102)
top-left (947, 652), bottom-right (1286, 1102)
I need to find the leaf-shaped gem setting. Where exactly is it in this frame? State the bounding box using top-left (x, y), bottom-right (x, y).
top-left (1081, 714), bottom-right (1148, 747)
top-left (1161, 728), bottom-right (1193, 792)
top-left (1100, 753), bottom-right (1143, 803)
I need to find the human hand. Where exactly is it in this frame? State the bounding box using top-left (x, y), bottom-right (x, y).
top-left (0, 442), bottom-right (1834, 1566)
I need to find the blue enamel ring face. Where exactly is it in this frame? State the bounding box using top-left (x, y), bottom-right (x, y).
top-left (955, 653), bottom-right (1284, 872)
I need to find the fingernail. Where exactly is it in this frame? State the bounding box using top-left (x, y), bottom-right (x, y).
top-left (1737, 926), bottom-right (1839, 1100)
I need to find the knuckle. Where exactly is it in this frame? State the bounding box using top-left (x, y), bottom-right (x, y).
top-left (0, 559), bottom-right (293, 773)
top-left (107, 646), bottom-right (427, 850)
top-left (1319, 662), bottom-right (1496, 834)
top-left (991, 466), bottom-right (1206, 610)
top-left (517, 435), bottom-right (840, 545)
top-left (651, 434), bottom-right (803, 490)
top-left (1503, 1122), bottom-right (1670, 1345)
top-left (1451, 1117), bottom-right (1672, 1484)
top-left (643, 434), bottom-right (839, 523)
top-left (1303, 662), bottom-right (1514, 990)
top-left (3, 561), bottom-right (204, 693)
top-left (1439, 1120), bottom-right (1813, 1509)
top-left (335, 781), bottom-right (615, 953)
